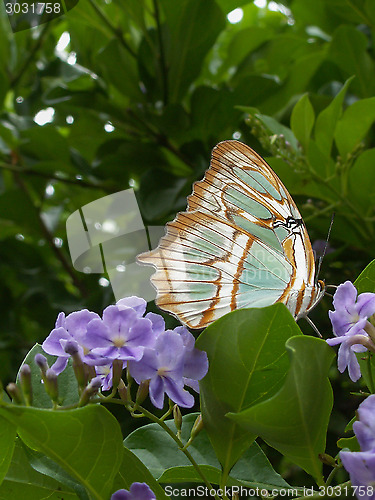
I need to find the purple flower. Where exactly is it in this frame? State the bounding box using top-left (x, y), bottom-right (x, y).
top-left (326, 282), bottom-right (375, 382)
top-left (128, 330), bottom-right (195, 409)
top-left (85, 305), bottom-right (155, 362)
top-left (42, 309), bottom-right (100, 375)
top-left (174, 326), bottom-right (208, 392)
top-left (353, 395), bottom-right (375, 452)
top-left (340, 396), bottom-right (375, 499)
top-left (340, 451), bottom-right (375, 499)
top-left (111, 482), bottom-right (156, 500)
top-left (329, 281), bottom-right (375, 337)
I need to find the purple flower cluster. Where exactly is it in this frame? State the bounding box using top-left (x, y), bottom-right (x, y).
top-left (326, 281), bottom-right (375, 382)
top-left (111, 482), bottom-right (156, 500)
top-left (42, 296), bottom-right (208, 409)
top-left (341, 396), bottom-right (375, 500)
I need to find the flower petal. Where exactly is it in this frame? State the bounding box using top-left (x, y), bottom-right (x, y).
top-left (333, 281), bottom-right (358, 312)
top-left (128, 348), bottom-right (158, 383)
top-left (149, 375), bottom-right (165, 409)
top-left (164, 376), bottom-right (195, 408)
top-left (42, 328), bottom-right (73, 356)
top-left (356, 293), bottom-right (375, 319)
top-left (116, 296), bottom-right (147, 317)
top-left (340, 450), bottom-right (375, 496)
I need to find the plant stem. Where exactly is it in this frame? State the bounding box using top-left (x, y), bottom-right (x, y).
top-left (136, 403), bottom-right (223, 500)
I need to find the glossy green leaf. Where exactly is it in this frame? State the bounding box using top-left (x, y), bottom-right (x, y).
top-left (112, 447), bottom-right (170, 500)
top-left (17, 344), bottom-right (79, 408)
top-left (337, 436), bottom-right (360, 452)
top-left (315, 77), bottom-right (353, 158)
top-left (256, 114), bottom-right (299, 151)
top-left (348, 149), bottom-right (375, 216)
top-left (20, 126), bottom-right (70, 163)
top-left (354, 259), bottom-right (375, 294)
top-left (0, 417), bottom-right (16, 486)
top-left (196, 304), bottom-right (302, 476)
top-left (124, 413), bottom-right (290, 490)
top-left (334, 97), bottom-right (375, 157)
top-left (328, 25), bottom-right (375, 98)
top-left (228, 336), bottom-right (334, 484)
top-left (159, 0), bottom-right (225, 102)
top-left (0, 404), bottom-right (123, 500)
top-left (0, 439), bottom-right (77, 499)
top-left (290, 94), bottom-right (315, 150)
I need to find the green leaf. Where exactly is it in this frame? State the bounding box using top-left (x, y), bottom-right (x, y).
top-left (17, 344), bottom-right (80, 408)
top-left (256, 114), bottom-right (299, 151)
top-left (112, 447), bottom-right (170, 500)
top-left (348, 149), bottom-right (375, 216)
top-left (314, 77), bottom-right (353, 158)
top-left (124, 413), bottom-right (290, 490)
top-left (20, 126), bottom-right (70, 163)
top-left (23, 447), bottom-right (89, 499)
top-left (328, 25), bottom-right (375, 98)
top-left (160, 0), bottom-right (225, 102)
top-left (334, 97), bottom-right (375, 157)
top-left (290, 93), bottom-right (315, 150)
top-left (215, 0), bottom-right (249, 14)
top-left (354, 259), bottom-right (375, 294)
top-left (337, 436), bottom-right (360, 452)
top-left (228, 336), bottom-right (334, 484)
top-left (0, 438), bottom-right (77, 499)
top-left (0, 404), bottom-right (123, 500)
top-left (0, 417), bottom-right (16, 486)
top-left (196, 304), bottom-right (302, 475)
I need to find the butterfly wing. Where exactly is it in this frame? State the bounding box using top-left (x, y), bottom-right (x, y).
top-left (138, 140), bottom-right (322, 328)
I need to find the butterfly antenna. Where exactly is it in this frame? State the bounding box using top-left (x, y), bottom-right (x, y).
top-left (316, 212), bottom-right (335, 282)
top-left (304, 315), bottom-right (322, 338)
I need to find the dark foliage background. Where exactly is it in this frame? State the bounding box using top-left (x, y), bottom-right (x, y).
top-left (0, 0), bottom-right (374, 489)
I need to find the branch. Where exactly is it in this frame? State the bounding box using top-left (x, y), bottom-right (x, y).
top-left (87, 0), bottom-right (137, 58)
top-left (152, 0), bottom-right (169, 105)
top-left (10, 23), bottom-right (50, 89)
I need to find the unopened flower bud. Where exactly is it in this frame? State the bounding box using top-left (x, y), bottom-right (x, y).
top-left (118, 379), bottom-right (129, 404)
top-left (136, 380), bottom-right (150, 405)
top-left (19, 364), bottom-right (33, 406)
top-left (62, 340), bottom-right (87, 389)
top-left (79, 376), bottom-right (102, 407)
top-left (173, 404), bottom-right (182, 433)
top-left (45, 368), bottom-right (59, 403)
top-left (6, 383), bottom-right (23, 404)
top-left (319, 453), bottom-right (336, 467)
top-left (34, 353), bottom-right (49, 375)
top-left (111, 359), bottom-right (124, 390)
top-left (190, 414), bottom-right (204, 441)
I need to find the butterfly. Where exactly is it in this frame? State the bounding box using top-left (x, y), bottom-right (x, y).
top-left (137, 140), bottom-right (325, 329)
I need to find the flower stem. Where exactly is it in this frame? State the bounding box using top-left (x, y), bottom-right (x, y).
top-left (135, 404), bottom-right (222, 500)
top-left (367, 353), bottom-right (375, 394)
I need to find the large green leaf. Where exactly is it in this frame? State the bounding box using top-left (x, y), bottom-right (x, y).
top-left (159, 0), bottom-right (225, 102)
top-left (314, 77), bottom-right (353, 158)
top-left (228, 336), bottom-right (334, 484)
top-left (328, 25), bottom-right (375, 98)
top-left (334, 97), bottom-right (375, 157)
top-left (112, 447), bottom-right (170, 500)
top-left (0, 417), bottom-right (16, 486)
top-left (348, 149), bottom-right (375, 217)
top-left (196, 304), bottom-right (302, 476)
top-left (0, 405), bottom-right (123, 500)
top-left (0, 439), bottom-right (77, 499)
top-left (290, 93), bottom-right (315, 151)
top-left (124, 413), bottom-right (290, 491)
top-left (354, 259), bottom-right (375, 294)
